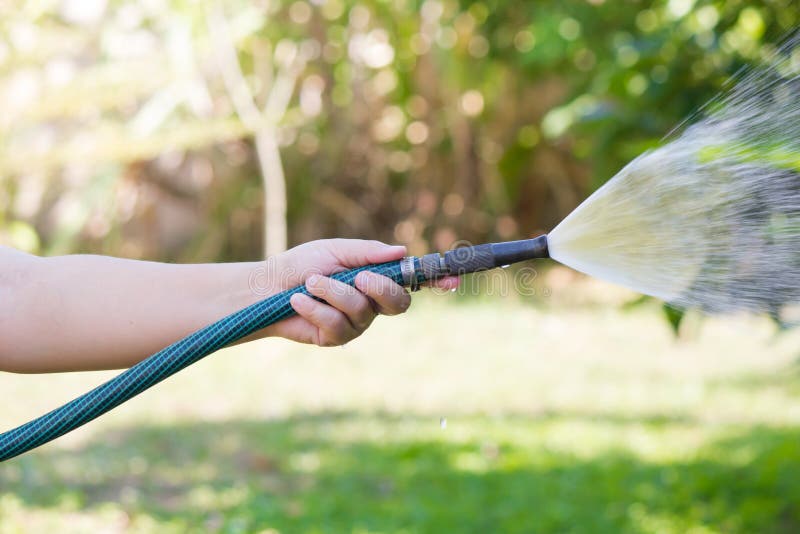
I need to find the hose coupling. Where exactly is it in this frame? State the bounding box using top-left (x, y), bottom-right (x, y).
top-left (399, 256), bottom-right (421, 291)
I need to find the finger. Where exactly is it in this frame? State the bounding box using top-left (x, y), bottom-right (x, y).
top-left (326, 239), bottom-right (407, 268)
top-left (354, 271), bottom-right (411, 316)
top-left (290, 293), bottom-right (358, 346)
top-left (425, 275), bottom-right (460, 290)
top-left (262, 314), bottom-right (319, 345)
top-left (305, 274), bottom-right (375, 330)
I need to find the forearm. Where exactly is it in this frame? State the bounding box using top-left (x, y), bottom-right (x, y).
top-left (0, 239), bottom-right (439, 373)
top-left (0, 248), bottom-right (261, 373)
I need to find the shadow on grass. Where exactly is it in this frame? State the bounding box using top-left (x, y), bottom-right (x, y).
top-left (2, 412), bottom-right (800, 533)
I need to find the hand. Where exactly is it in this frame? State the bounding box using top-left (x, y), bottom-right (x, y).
top-left (258, 239), bottom-right (459, 347)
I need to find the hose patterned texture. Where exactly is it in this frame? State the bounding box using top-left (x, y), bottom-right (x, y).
top-left (0, 260), bottom-right (407, 462)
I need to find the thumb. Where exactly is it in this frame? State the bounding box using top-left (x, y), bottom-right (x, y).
top-left (329, 239), bottom-right (407, 268)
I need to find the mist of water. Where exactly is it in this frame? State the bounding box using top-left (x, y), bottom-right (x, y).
top-left (548, 35), bottom-right (800, 315)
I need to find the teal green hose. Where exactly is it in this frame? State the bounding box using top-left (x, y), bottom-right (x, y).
top-left (0, 260), bottom-right (409, 462)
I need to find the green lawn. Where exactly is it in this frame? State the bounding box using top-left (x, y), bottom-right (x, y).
top-left (2, 272), bottom-right (800, 533)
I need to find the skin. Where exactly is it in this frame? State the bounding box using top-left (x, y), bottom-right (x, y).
top-left (0, 239), bottom-right (458, 373)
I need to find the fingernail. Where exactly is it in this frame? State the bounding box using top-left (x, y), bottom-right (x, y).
top-left (291, 293), bottom-right (308, 309)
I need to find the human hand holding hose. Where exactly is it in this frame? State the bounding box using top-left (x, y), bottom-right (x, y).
top-left (259, 239), bottom-right (459, 347)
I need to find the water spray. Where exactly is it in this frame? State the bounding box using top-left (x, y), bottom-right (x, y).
top-left (548, 34), bottom-right (800, 314)
top-left (2, 35), bottom-right (798, 461)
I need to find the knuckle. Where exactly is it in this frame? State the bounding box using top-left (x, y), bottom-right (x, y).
top-left (353, 297), bottom-right (372, 319)
top-left (331, 238), bottom-right (348, 249)
top-left (330, 317), bottom-right (349, 339)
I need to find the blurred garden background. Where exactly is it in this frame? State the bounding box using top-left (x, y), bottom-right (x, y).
top-left (2, 0), bottom-right (800, 532)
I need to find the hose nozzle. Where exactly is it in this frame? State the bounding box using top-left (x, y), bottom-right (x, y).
top-left (401, 235), bottom-right (549, 289)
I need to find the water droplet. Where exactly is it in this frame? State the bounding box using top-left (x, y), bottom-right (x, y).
top-left (450, 288), bottom-right (457, 293)
top-left (440, 417), bottom-right (447, 429)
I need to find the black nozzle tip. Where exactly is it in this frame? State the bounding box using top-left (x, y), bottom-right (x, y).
top-left (489, 235), bottom-right (549, 265)
top-left (437, 235), bottom-right (549, 277)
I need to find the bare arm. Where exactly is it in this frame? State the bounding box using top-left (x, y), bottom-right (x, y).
top-left (0, 240), bottom-right (458, 373)
top-left (0, 246), bottom-right (261, 372)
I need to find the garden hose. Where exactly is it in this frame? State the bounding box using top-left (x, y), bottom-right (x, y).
top-left (0, 236), bottom-right (549, 461)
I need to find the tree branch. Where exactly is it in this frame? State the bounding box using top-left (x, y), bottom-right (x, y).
top-left (206, 4), bottom-right (263, 131)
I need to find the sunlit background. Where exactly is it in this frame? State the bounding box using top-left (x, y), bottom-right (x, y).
top-left (1, 1), bottom-right (800, 532)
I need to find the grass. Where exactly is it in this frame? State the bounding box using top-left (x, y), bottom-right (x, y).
top-left (1, 270), bottom-right (800, 533)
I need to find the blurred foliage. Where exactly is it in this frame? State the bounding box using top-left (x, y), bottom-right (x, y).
top-left (0, 0), bottom-right (797, 262)
top-left (662, 303), bottom-right (687, 336)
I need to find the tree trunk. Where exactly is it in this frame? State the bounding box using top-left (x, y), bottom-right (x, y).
top-left (254, 130), bottom-right (287, 258)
